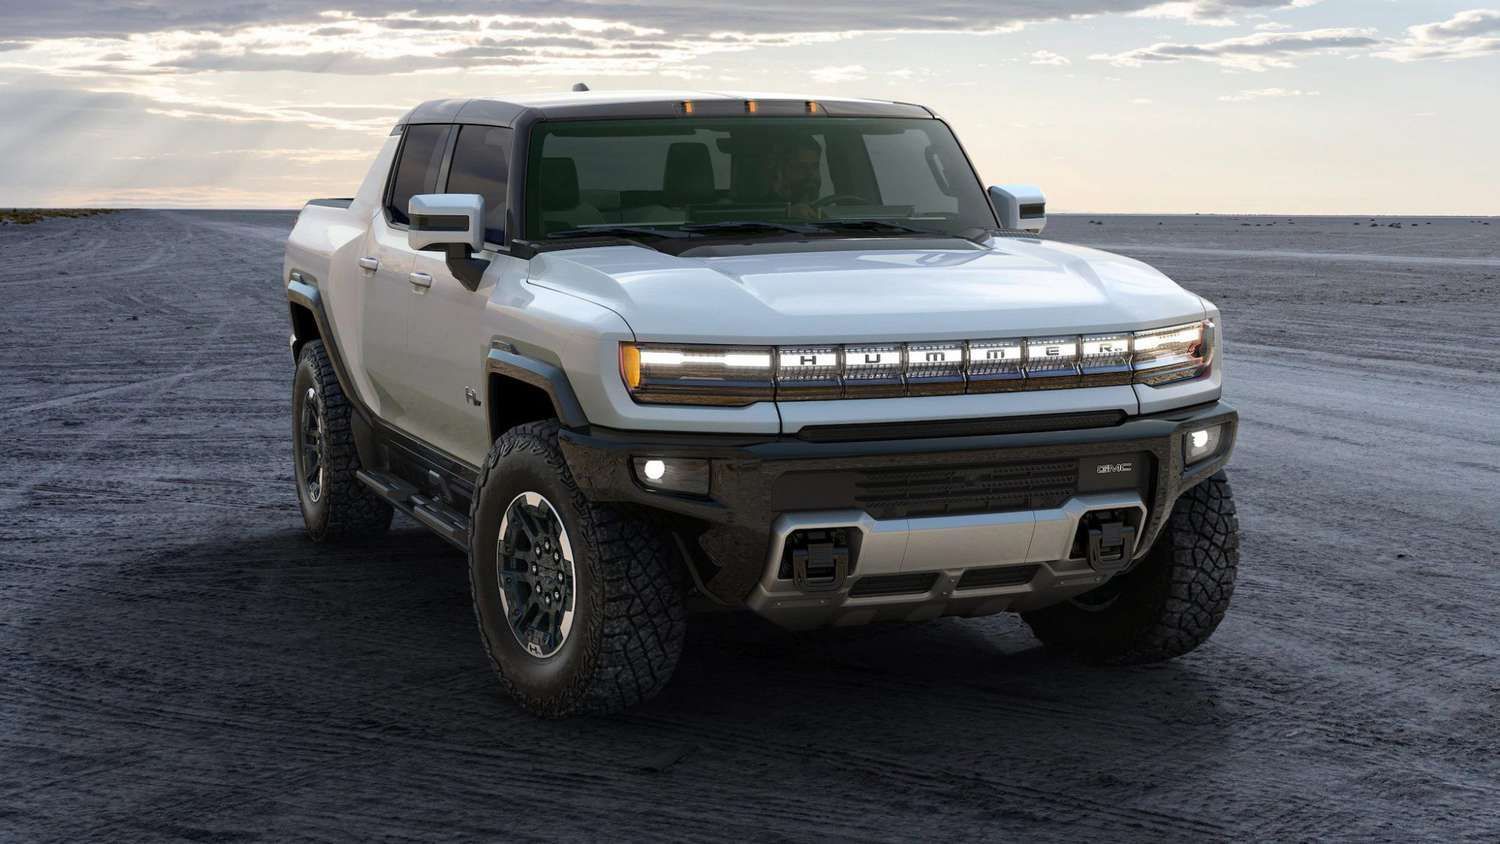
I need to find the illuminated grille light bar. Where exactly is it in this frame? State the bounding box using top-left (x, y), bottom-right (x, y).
top-left (907, 342), bottom-right (966, 396)
top-left (843, 344), bottom-right (905, 398)
top-left (777, 347), bottom-right (842, 399)
top-left (1024, 336), bottom-right (1081, 388)
top-left (1080, 333), bottom-right (1133, 386)
top-left (619, 321), bottom-right (1210, 405)
top-left (966, 339), bottom-right (1024, 393)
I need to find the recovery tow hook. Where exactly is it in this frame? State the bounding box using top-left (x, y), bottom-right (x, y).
top-left (788, 529), bottom-right (851, 592)
top-left (1085, 514), bottom-right (1137, 573)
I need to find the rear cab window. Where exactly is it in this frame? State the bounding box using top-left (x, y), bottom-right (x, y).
top-left (385, 124), bottom-right (451, 226)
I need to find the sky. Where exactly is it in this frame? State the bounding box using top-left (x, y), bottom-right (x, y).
top-left (0, 1), bottom-right (1496, 213)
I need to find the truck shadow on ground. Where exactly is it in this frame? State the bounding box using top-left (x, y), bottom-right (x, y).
top-left (22, 524), bottom-right (1236, 792)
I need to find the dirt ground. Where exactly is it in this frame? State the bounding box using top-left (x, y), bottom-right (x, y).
top-left (2, 210), bottom-right (1497, 841)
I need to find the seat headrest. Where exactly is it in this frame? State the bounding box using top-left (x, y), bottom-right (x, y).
top-left (539, 157), bottom-right (581, 211)
top-left (663, 143), bottom-right (716, 206)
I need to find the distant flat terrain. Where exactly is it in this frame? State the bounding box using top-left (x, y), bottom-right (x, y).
top-left (2, 211), bottom-right (1497, 841)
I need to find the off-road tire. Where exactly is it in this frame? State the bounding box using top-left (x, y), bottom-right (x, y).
top-left (468, 419), bottom-right (686, 717)
top-left (1022, 471), bottom-right (1239, 664)
top-left (292, 340), bottom-right (393, 542)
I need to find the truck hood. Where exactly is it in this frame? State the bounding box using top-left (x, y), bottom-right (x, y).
top-left (525, 236), bottom-right (1205, 343)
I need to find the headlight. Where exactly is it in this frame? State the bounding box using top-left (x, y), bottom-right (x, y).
top-left (1133, 320), bottom-right (1213, 386)
top-left (619, 319), bottom-right (1214, 405)
top-left (620, 343), bottom-right (774, 406)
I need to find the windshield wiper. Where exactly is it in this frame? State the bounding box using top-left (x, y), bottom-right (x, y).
top-left (807, 219), bottom-right (933, 236)
top-left (547, 225), bottom-right (689, 240)
top-left (680, 220), bottom-right (820, 236)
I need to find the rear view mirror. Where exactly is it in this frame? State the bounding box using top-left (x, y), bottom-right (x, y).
top-left (407, 193), bottom-right (490, 291)
top-left (988, 184), bottom-right (1047, 234)
top-left (408, 193), bottom-right (484, 253)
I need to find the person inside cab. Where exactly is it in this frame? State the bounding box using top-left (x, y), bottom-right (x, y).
top-left (761, 135), bottom-right (824, 220)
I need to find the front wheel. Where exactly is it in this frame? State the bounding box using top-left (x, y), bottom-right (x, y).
top-left (1022, 471), bottom-right (1240, 664)
top-left (467, 420), bottom-right (685, 717)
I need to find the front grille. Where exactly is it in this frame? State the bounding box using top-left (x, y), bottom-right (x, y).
top-left (795, 410), bottom-right (1126, 443)
top-left (853, 460), bottom-right (1077, 520)
top-left (957, 564), bottom-right (1041, 590)
top-left (848, 572), bottom-right (939, 598)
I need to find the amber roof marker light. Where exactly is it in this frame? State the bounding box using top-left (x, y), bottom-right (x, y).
top-left (745, 99), bottom-right (759, 114)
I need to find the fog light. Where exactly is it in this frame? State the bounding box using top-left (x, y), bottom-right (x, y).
top-left (1184, 425), bottom-right (1224, 464)
top-left (632, 457), bottom-right (710, 496)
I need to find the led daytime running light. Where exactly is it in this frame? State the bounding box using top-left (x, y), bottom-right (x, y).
top-left (619, 320), bottom-right (1211, 405)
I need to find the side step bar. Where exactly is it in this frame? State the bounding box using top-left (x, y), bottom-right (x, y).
top-left (409, 496), bottom-right (468, 548)
top-left (356, 469), bottom-right (471, 552)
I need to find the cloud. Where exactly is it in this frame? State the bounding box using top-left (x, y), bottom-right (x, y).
top-left (1409, 8), bottom-right (1500, 39)
top-left (0, 85), bottom-right (389, 206)
top-left (810, 64), bottom-right (867, 83)
top-left (0, 2), bottom-right (1363, 89)
top-left (1029, 50), bottom-right (1071, 65)
top-left (1132, 0), bottom-right (1323, 27)
top-left (1377, 9), bottom-right (1500, 62)
top-left (0, 1), bottom-right (1315, 40)
top-left (0, 13), bottom-right (835, 80)
top-left (1218, 86), bottom-right (1319, 101)
top-left (1092, 27), bottom-right (1380, 70)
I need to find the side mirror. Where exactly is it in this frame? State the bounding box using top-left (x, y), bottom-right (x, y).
top-left (409, 193), bottom-right (484, 252)
top-left (408, 193), bottom-right (489, 291)
top-left (988, 184), bottom-right (1046, 234)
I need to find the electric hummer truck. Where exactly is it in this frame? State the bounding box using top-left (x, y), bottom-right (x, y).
top-left (283, 91), bottom-right (1240, 717)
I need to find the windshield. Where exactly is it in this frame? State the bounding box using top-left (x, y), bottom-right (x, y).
top-left (524, 117), bottom-right (996, 240)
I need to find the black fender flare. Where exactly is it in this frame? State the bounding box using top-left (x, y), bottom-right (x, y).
top-left (286, 275), bottom-right (371, 423)
top-left (484, 346), bottom-right (588, 430)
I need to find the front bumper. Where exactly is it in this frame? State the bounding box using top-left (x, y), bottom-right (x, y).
top-left (560, 401), bottom-right (1237, 628)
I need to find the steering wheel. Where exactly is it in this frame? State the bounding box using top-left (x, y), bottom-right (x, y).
top-left (812, 193), bottom-right (874, 209)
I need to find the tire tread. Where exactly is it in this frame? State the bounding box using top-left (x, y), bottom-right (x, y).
top-left (468, 419), bottom-right (685, 717)
top-left (296, 340), bottom-right (393, 542)
top-left (1022, 471), bottom-right (1239, 665)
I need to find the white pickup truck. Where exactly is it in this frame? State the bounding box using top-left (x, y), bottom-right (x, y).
top-left (284, 90), bottom-right (1240, 717)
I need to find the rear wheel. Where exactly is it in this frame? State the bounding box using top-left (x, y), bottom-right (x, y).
top-left (292, 340), bottom-right (393, 542)
top-left (468, 420), bottom-right (685, 717)
top-left (1022, 471), bottom-right (1239, 664)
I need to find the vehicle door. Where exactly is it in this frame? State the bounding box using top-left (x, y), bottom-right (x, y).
top-left (405, 124), bottom-right (524, 465)
top-left (359, 122), bottom-right (452, 430)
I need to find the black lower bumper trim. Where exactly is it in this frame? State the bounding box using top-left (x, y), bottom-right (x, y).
top-left (558, 401), bottom-right (1237, 605)
top-left (956, 564), bottom-right (1041, 590)
top-left (848, 572), bottom-right (940, 598)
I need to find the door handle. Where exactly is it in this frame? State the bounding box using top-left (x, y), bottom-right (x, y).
top-left (408, 271), bottom-right (433, 289)
top-left (357, 256), bottom-right (380, 272)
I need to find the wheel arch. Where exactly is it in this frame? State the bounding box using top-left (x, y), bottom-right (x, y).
top-left (289, 301), bottom-right (320, 361)
top-left (485, 346), bottom-right (589, 438)
top-left (285, 274), bottom-right (371, 428)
